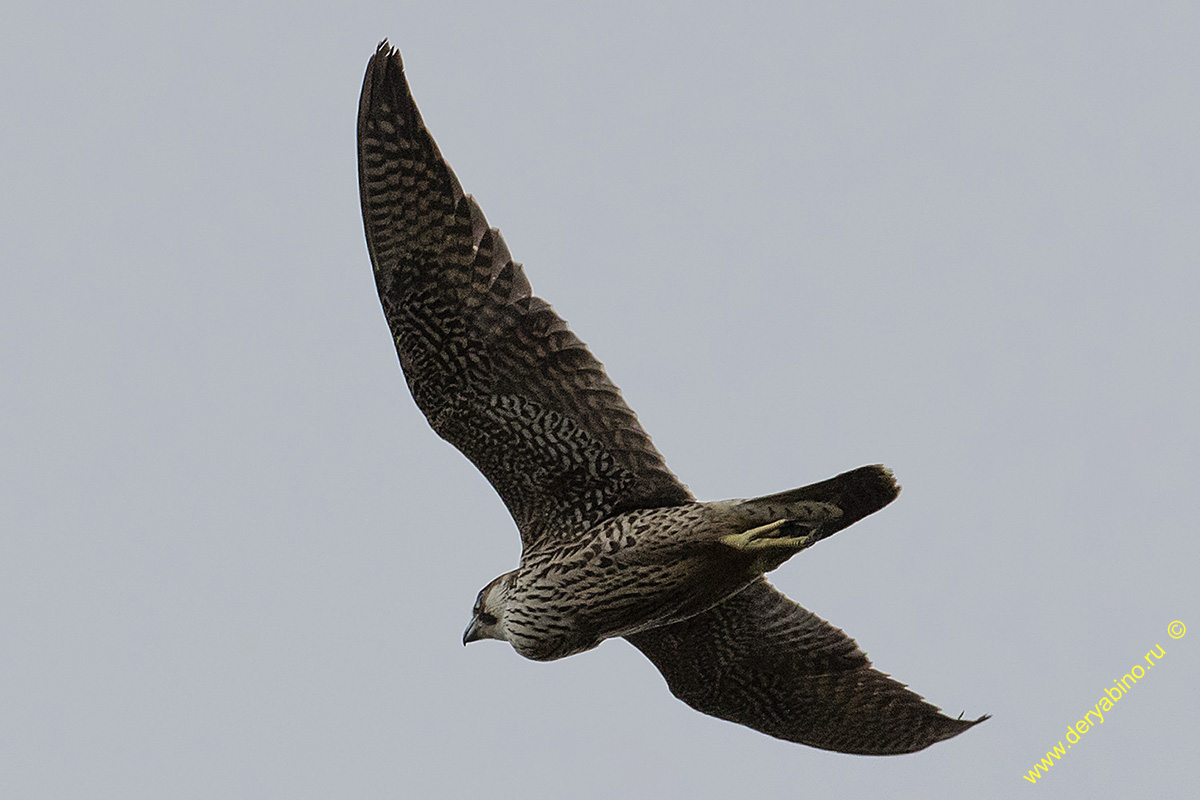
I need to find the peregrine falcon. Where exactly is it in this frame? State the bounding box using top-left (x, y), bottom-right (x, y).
top-left (357, 41), bottom-right (987, 755)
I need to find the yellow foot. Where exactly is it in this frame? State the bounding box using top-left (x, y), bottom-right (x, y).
top-left (720, 520), bottom-right (818, 552)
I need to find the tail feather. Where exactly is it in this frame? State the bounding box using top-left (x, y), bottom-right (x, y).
top-left (736, 465), bottom-right (899, 540)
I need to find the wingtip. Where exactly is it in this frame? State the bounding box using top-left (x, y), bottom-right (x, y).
top-left (368, 39), bottom-right (403, 73)
top-left (374, 38), bottom-right (397, 60)
top-left (902, 708), bottom-right (988, 752)
top-left (360, 39), bottom-right (412, 133)
top-left (937, 710), bottom-right (990, 743)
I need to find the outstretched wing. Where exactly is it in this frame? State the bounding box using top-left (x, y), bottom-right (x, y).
top-left (626, 579), bottom-right (988, 754)
top-left (357, 42), bottom-right (692, 550)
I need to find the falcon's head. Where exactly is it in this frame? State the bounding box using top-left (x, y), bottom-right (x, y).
top-left (463, 571), bottom-right (516, 646)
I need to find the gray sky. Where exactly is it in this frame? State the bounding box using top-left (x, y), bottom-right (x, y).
top-left (3, 2), bottom-right (1198, 798)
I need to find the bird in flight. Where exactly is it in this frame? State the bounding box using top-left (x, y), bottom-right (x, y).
top-left (357, 40), bottom-right (986, 755)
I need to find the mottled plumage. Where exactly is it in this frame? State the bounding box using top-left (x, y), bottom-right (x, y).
top-left (358, 41), bottom-right (986, 754)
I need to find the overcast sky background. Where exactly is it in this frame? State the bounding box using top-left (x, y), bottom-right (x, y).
top-left (3, 2), bottom-right (1198, 798)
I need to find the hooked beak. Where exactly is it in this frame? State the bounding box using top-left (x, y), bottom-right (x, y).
top-left (462, 616), bottom-right (483, 646)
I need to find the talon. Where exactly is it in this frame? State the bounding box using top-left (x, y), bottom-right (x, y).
top-left (720, 520), bottom-right (787, 550)
top-left (720, 520), bottom-right (819, 552)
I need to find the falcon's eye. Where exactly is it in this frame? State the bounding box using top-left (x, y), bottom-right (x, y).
top-left (478, 612), bottom-right (498, 626)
